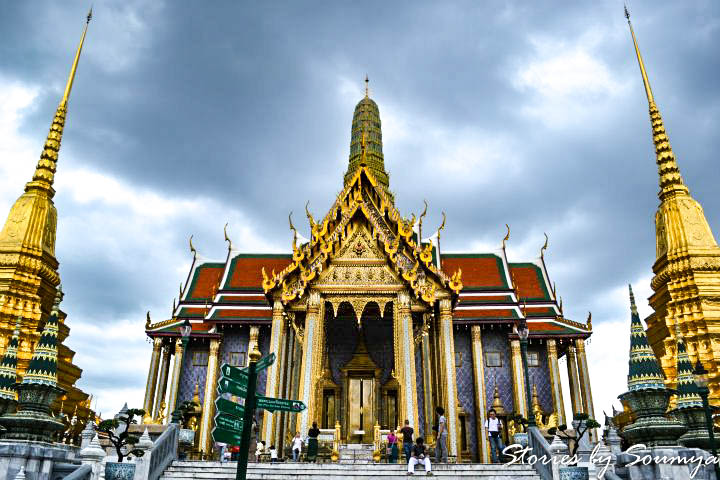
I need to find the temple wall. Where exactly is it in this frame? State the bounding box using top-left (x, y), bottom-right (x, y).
top-left (526, 342), bottom-right (553, 413)
top-left (256, 325), bottom-right (271, 396)
top-left (481, 327), bottom-right (513, 412)
top-left (415, 343), bottom-right (425, 437)
top-left (178, 341), bottom-right (209, 404)
top-left (454, 327), bottom-right (478, 461)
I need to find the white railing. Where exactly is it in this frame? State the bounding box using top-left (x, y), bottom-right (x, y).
top-left (527, 426), bottom-right (553, 480)
top-left (60, 463), bottom-right (91, 480)
top-left (148, 424), bottom-right (178, 480)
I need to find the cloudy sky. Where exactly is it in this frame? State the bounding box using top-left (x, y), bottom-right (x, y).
top-left (1, 1), bottom-right (719, 420)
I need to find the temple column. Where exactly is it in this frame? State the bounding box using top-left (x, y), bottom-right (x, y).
top-left (166, 340), bottom-right (184, 423)
top-left (249, 326), bottom-right (260, 355)
top-left (297, 291), bottom-right (323, 436)
top-left (153, 345), bottom-right (171, 419)
top-left (510, 340), bottom-right (528, 418)
top-left (438, 298), bottom-right (459, 458)
top-left (395, 292), bottom-right (419, 430)
top-left (546, 340), bottom-right (566, 426)
top-left (421, 322), bottom-right (434, 440)
top-left (199, 338), bottom-right (221, 454)
top-left (575, 339), bottom-right (597, 441)
top-left (470, 326), bottom-right (490, 463)
top-left (262, 300), bottom-right (286, 445)
top-left (142, 337), bottom-right (163, 422)
top-left (274, 318), bottom-right (290, 452)
top-left (566, 345), bottom-right (584, 417)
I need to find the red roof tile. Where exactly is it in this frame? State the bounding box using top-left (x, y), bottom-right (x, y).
top-left (454, 308), bottom-right (516, 318)
top-left (225, 254), bottom-right (292, 290)
top-left (441, 254), bottom-right (508, 290)
top-left (186, 263), bottom-right (225, 301)
top-left (509, 263), bottom-right (551, 301)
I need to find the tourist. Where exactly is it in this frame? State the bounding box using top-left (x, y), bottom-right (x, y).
top-left (292, 432), bottom-right (303, 461)
top-left (215, 441), bottom-right (227, 463)
top-left (269, 445), bottom-right (278, 463)
top-left (255, 439), bottom-right (265, 461)
top-left (387, 429), bottom-right (399, 463)
top-left (400, 419), bottom-right (414, 463)
top-left (307, 421), bottom-right (320, 462)
top-left (407, 437), bottom-right (432, 476)
top-left (435, 407), bottom-right (448, 463)
top-left (485, 408), bottom-right (504, 463)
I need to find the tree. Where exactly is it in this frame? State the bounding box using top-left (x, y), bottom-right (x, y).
top-left (97, 408), bottom-right (146, 463)
top-left (548, 413), bottom-right (601, 457)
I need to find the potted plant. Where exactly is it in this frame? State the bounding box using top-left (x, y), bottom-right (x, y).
top-left (98, 408), bottom-right (146, 480)
top-left (511, 413), bottom-right (529, 448)
top-left (548, 413), bottom-right (601, 480)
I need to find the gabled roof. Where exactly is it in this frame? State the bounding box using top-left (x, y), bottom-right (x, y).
top-left (222, 254), bottom-right (292, 291)
top-left (441, 253), bottom-right (509, 291)
top-left (181, 261), bottom-right (225, 302)
top-left (508, 262), bottom-right (552, 301)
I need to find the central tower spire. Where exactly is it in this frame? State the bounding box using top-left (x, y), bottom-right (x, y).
top-left (343, 76), bottom-right (390, 191)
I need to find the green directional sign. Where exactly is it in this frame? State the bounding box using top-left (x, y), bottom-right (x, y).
top-left (212, 426), bottom-right (243, 445)
top-left (216, 396), bottom-right (245, 418)
top-left (242, 352), bottom-right (276, 374)
top-left (256, 395), bottom-right (306, 413)
top-left (220, 363), bottom-right (249, 382)
top-left (217, 377), bottom-right (247, 397)
top-left (215, 412), bottom-right (245, 432)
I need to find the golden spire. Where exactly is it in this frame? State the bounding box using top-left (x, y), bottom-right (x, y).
top-left (624, 6), bottom-right (687, 200)
top-left (365, 74), bottom-right (369, 98)
top-left (26, 8), bottom-right (92, 197)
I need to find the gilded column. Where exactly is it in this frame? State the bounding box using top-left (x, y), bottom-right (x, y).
top-left (142, 337), bottom-right (163, 421)
top-left (510, 340), bottom-right (527, 417)
top-left (199, 338), bottom-right (221, 454)
top-left (470, 326), bottom-right (490, 463)
top-left (153, 345), bottom-right (171, 419)
top-left (438, 298), bottom-right (459, 457)
top-left (566, 345), bottom-right (584, 417)
top-left (575, 339), bottom-right (597, 440)
top-left (395, 292), bottom-right (419, 430)
top-left (262, 300), bottom-right (286, 444)
top-left (249, 326), bottom-right (260, 355)
top-left (546, 340), bottom-right (566, 426)
top-left (421, 324), bottom-right (434, 440)
top-left (297, 291), bottom-right (322, 436)
top-left (166, 340), bottom-right (185, 423)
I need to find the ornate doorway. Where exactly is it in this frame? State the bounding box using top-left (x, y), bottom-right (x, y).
top-left (348, 376), bottom-right (375, 443)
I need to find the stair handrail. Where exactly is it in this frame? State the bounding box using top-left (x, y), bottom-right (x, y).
top-left (148, 423), bottom-right (179, 480)
top-left (527, 426), bottom-right (553, 480)
top-left (61, 463), bottom-right (91, 480)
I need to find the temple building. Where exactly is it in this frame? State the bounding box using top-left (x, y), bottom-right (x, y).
top-left (625, 10), bottom-right (720, 405)
top-left (144, 80), bottom-right (595, 462)
top-left (0, 12), bottom-right (92, 422)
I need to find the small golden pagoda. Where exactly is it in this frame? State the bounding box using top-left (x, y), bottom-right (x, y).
top-left (625, 8), bottom-right (720, 403)
top-left (0, 10), bottom-right (93, 422)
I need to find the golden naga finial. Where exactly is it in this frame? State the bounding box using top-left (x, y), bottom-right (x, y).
top-left (502, 224), bottom-right (510, 249)
top-left (288, 211), bottom-right (298, 249)
top-left (540, 232), bottom-right (549, 259)
top-left (305, 201), bottom-right (316, 230)
top-left (418, 199), bottom-right (428, 242)
top-left (224, 223), bottom-right (232, 251)
top-left (179, 282), bottom-right (184, 298)
top-left (586, 311), bottom-right (592, 330)
top-left (172, 297), bottom-right (177, 315)
top-left (449, 268), bottom-right (463, 293)
top-left (145, 311), bottom-right (151, 329)
top-left (189, 235), bottom-right (197, 259)
top-left (558, 296), bottom-right (563, 314)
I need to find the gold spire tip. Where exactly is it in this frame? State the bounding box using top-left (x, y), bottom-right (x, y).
top-left (365, 75), bottom-right (369, 97)
top-left (624, 4), bottom-right (630, 20)
top-left (61, 7), bottom-right (92, 105)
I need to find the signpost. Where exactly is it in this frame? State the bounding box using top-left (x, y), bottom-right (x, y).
top-left (215, 396), bottom-right (245, 417)
top-left (220, 363), bottom-right (249, 383)
top-left (256, 396), bottom-right (306, 413)
top-left (253, 352), bottom-right (275, 372)
top-left (217, 377), bottom-right (248, 398)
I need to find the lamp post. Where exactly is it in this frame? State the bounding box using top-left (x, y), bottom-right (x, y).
top-left (693, 360), bottom-right (719, 478)
top-left (516, 319), bottom-right (536, 428)
top-left (172, 319), bottom-right (193, 423)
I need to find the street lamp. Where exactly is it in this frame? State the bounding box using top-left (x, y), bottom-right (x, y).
top-left (172, 319), bottom-right (193, 423)
top-left (693, 360), bottom-right (719, 477)
top-left (516, 319), bottom-right (536, 428)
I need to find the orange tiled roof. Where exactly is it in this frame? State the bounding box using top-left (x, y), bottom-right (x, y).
top-left (186, 263), bottom-right (225, 301)
top-left (225, 254), bottom-right (292, 290)
top-left (441, 254), bottom-right (508, 290)
top-left (509, 263), bottom-right (551, 301)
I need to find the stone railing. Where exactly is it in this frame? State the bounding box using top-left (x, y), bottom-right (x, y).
top-left (147, 423), bottom-right (178, 480)
top-left (58, 463), bottom-right (91, 480)
top-left (527, 426), bottom-right (553, 480)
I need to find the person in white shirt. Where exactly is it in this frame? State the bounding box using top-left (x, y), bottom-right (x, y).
top-left (269, 445), bottom-right (278, 463)
top-left (485, 408), bottom-right (505, 463)
top-left (291, 433), bottom-right (303, 462)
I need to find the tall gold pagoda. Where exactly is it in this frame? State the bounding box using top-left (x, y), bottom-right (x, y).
top-left (626, 9), bottom-right (720, 403)
top-left (0, 11), bottom-right (92, 421)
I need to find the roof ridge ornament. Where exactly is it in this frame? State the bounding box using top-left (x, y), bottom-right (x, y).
top-left (540, 233), bottom-right (549, 259)
top-left (502, 224), bottom-right (510, 250)
top-left (189, 235), bottom-right (197, 259)
top-left (224, 223), bottom-right (232, 252)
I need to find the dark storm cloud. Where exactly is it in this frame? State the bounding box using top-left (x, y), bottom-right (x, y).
top-left (2, 1), bottom-right (720, 413)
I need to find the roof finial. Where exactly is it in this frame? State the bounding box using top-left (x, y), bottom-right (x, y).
top-left (63, 6), bottom-right (92, 106)
top-left (624, 5), bottom-right (653, 104)
top-left (365, 74), bottom-right (369, 97)
top-left (224, 223), bottom-right (232, 252)
top-left (502, 224), bottom-right (510, 250)
top-left (628, 284), bottom-right (638, 315)
top-left (540, 232), bottom-right (549, 259)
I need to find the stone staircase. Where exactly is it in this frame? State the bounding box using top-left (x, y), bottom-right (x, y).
top-left (338, 443), bottom-right (374, 463)
top-left (161, 461), bottom-right (542, 479)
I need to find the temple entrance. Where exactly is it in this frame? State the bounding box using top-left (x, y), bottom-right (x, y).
top-left (347, 376), bottom-right (375, 443)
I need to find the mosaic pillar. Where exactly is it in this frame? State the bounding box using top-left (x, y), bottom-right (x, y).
top-left (166, 340), bottom-right (184, 424)
top-left (546, 339), bottom-right (566, 426)
top-left (153, 345), bottom-right (171, 419)
top-left (395, 292), bottom-right (419, 430)
top-left (438, 298), bottom-right (459, 458)
top-left (575, 339), bottom-right (597, 441)
top-left (470, 326), bottom-right (490, 463)
top-left (421, 327), bottom-right (434, 440)
top-left (142, 338), bottom-right (163, 421)
top-left (510, 340), bottom-right (528, 417)
top-left (297, 291), bottom-right (322, 436)
top-left (566, 345), bottom-right (584, 417)
top-left (199, 338), bottom-right (221, 454)
top-left (274, 319), bottom-right (290, 452)
top-left (262, 300), bottom-right (286, 445)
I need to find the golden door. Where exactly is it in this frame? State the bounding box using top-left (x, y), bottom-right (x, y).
top-left (348, 377), bottom-right (375, 442)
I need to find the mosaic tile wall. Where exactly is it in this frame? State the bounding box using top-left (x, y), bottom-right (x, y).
top-left (256, 326), bottom-right (271, 396)
top-left (178, 339), bottom-right (210, 404)
top-left (454, 327), bottom-right (478, 461)
top-left (415, 339), bottom-right (425, 437)
top-left (481, 326), bottom-right (514, 413)
top-left (526, 342), bottom-right (553, 413)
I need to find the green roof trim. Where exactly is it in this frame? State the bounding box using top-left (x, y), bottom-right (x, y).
top-left (509, 262), bottom-right (551, 301)
top-left (222, 253), bottom-right (292, 290)
top-left (186, 262), bottom-right (226, 301)
top-left (675, 335), bottom-right (703, 409)
top-left (442, 253), bottom-right (509, 289)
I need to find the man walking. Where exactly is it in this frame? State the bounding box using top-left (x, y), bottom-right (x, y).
top-left (400, 419), bottom-right (414, 463)
top-left (434, 407), bottom-right (448, 463)
top-left (485, 408), bottom-right (505, 463)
